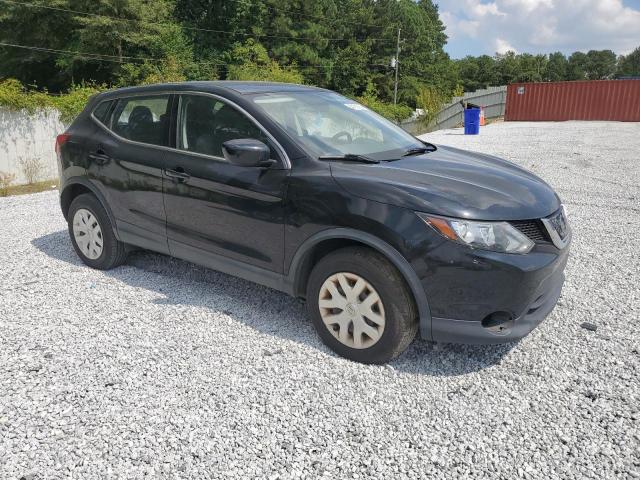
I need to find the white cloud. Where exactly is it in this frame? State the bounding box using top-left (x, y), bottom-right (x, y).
top-left (437, 0), bottom-right (640, 56)
top-left (495, 38), bottom-right (517, 54)
top-left (470, 2), bottom-right (507, 17)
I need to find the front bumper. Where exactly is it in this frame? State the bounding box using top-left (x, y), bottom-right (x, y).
top-left (431, 263), bottom-right (565, 344)
top-left (417, 235), bottom-right (570, 344)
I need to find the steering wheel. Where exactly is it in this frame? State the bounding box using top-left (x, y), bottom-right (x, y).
top-left (332, 131), bottom-right (353, 144)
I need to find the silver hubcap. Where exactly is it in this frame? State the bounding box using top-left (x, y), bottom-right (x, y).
top-left (318, 272), bottom-right (386, 349)
top-left (72, 208), bottom-right (104, 260)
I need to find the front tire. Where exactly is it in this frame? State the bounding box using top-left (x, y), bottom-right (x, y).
top-left (68, 193), bottom-right (127, 270)
top-left (306, 247), bottom-right (418, 364)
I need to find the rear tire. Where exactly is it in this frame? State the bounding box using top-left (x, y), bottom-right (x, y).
top-left (68, 193), bottom-right (127, 270)
top-left (306, 247), bottom-right (418, 364)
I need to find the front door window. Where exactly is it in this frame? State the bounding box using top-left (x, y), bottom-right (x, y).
top-left (177, 95), bottom-right (278, 160)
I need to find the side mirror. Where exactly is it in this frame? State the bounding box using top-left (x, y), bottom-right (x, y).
top-left (222, 139), bottom-right (274, 167)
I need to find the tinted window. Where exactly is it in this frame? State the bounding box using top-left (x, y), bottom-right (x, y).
top-left (112, 95), bottom-right (171, 146)
top-left (93, 100), bottom-right (113, 125)
top-left (178, 94), bottom-right (277, 160)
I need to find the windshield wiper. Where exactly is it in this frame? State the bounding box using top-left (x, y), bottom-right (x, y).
top-left (318, 154), bottom-right (380, 164)
top-left (402, 143), bottom-right (437, 157)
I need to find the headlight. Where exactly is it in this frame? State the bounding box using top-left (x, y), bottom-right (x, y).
top-left (417, 213), bottom-right (535, 254)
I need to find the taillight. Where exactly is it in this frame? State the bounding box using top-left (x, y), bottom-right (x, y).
top-left (55, 133), bottom-right (70, 154)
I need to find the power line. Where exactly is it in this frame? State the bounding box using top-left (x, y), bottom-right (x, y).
top-left (0, 42), bottom-right (149, 65)
top-left (0, 41), bottom-right (394, 72)
top-left (0, 0), bottom-right (392, 44)
top-left (0, 41), bottom-right (189, 64)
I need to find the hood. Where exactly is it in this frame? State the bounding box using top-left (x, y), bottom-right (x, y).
top-left (330, 145), bottom-right (561, 221)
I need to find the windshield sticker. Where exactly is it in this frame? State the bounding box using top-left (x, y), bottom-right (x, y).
top-left (344, 103), bottom-right (368, 111)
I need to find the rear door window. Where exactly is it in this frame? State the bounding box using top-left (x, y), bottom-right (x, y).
top-left (111, 95), bottom-right (171, 146)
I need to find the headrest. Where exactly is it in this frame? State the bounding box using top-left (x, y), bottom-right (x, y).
top-left (129, 106), bottom-right (153, 127)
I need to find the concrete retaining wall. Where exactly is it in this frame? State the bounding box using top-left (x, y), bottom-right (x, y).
top-left (0, 107), bottom-right (65, 185)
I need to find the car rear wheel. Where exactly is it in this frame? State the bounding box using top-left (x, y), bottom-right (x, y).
top-left (306, 247), bottom-right (418, 364)
top-left (68, 193), bottom-right (127, 270)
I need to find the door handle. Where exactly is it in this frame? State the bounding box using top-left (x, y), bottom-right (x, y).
top-left (165, 168), bottom-right (190, 182)
top-left (88, 149), bottom-right (111, 165)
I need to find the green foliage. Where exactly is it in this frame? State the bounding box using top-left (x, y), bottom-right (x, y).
top-left (455, 55), bottom-right (499, 92)
top-left (455, 48), bottom-right (631, 91)
top-left (0, 0), bottom-right (637, 124)
top-left (0, 79), bottom-right (102, 123)
top-left (584, 50), bottom-right (617, 80)
top-left (356, 82), bottom-right (413, 123)
top-left (545, 52), bottom-right (568, 82)
top-left (617, 47), bottom-right (640, 77)
top-left (0, 0), bottom-right (454, 105)
top-left (567, 51), bottom-right (588, 80)
top-left (415, 86), bottom-right (445, 126)
top-left (226, 40), bottom-right (304, 84)
top-left (50, 84), bottom-right (104, 123)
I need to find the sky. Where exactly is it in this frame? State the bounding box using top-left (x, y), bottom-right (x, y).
top-left (436, 0), bottom-right (640, 58)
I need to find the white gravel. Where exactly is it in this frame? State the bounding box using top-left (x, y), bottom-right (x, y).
top-left (1, 121), bottom-right (639, 479)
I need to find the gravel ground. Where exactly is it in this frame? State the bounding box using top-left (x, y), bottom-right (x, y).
top-left (1, 121), bottom-right (638, 479)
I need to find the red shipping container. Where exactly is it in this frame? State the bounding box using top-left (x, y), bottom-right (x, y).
top-left (505, 80), bottom-right (640, 122)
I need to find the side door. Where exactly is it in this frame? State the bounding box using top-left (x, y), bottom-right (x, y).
top-left (86, 94), bottom-right (173, 254)
top-left (163, 93), bottom-right (290, 273)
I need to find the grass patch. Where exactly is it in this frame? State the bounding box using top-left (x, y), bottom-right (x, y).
top-left (2, 179), bottom-right (59, 197)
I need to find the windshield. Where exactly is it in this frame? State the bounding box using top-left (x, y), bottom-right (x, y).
top-left (251, 91), bottom-right (424, 161)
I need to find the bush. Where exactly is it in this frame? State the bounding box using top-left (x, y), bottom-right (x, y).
top-left (356, 83), bottom-right (413, 123)
top-left (416, 86), bottom-right (446, 127)
top-left (226, 40), bottom-right (304, 84)
top-left (18, 156), bottom-right (44, 184)
top-left (0, 78), bottom-right (102, 124)
top-left (0, 171), bottom-right (16, 196)
top-left (228, 63), bottom-right (304, 84)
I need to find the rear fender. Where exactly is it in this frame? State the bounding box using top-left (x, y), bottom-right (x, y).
top-left (60, 178), bottom-right (121, 241)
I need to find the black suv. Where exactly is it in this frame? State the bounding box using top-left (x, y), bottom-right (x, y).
top-left (57, 81), bottom-right (571, 364)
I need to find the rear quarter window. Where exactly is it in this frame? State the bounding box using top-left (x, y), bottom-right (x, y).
top-left (92, 100), bottom-right (113, 126)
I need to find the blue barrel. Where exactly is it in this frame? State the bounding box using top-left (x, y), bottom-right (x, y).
top-left (464, 108), bottom-right (481, 135)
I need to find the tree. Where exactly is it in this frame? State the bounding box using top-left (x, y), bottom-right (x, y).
top-left (567, 51), bottom-right (588, 80)
top-left (0, 0), bottom-right (76, 91)
top-left (516, 53), bottom-right (547, 82)
top-left (617, 47), bottom-right (640, 77)
top-left (70, 0), bottom-right (195, 86)
top-left (495, 51), bottom-right (520, 84)
top-left (415, 85), bottom-right (444, 126)
top-left (545, 52), bottom-right (568, 82)
top-left (455, 56), bottom-right (480, 91)
top-left (225, 39), bottom-right (303, 84)
top-left (0, 0), bottom-right (455, 110)
top-left (585, 49), bottom-right (617, 79)
top-left (455, 55), bottom-right (500, 91)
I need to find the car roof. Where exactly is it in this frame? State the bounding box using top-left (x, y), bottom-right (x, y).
top-left (99, 81), bottom-right (326, 98)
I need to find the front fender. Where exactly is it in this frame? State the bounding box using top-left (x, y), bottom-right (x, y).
top-left (285, 228), bottom-right (433, 340)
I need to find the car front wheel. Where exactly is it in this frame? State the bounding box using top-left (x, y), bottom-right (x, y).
top-left (306, 247), bottom-right (418, 364)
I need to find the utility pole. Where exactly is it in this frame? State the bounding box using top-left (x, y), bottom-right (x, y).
top-left (393, 26), bottom-right (401, 105)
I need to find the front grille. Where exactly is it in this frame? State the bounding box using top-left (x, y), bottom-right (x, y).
top-left (509, 220), bottom-right (551, 243)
